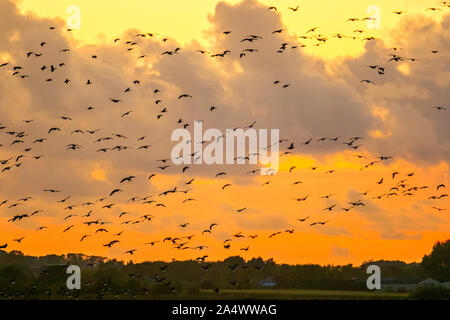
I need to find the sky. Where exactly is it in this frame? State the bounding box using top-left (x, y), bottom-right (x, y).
top-left (0, 0), bottom-right (449, 265)
top-left (16, 0), bottom-right (449, 59)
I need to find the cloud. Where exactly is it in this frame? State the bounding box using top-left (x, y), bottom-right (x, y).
top-left (331, 245), bottom-right (350, 258)
top-left (338, 13), bottom-right (450, 163)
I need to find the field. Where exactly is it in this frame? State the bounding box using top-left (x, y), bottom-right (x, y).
top-left (0, 288), bottom-right (416, 300)
top-left (189, 289), bottom-right (410, 300)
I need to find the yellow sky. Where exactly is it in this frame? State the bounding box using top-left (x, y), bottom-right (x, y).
top-left (18, 0), bottom-right (446, 59)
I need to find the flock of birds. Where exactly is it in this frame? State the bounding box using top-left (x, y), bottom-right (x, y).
top-left (0, 1), bottom-right (448, 293)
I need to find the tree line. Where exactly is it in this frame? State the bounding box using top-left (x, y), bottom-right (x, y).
top-left (0, 240), bottom-right (448, 299)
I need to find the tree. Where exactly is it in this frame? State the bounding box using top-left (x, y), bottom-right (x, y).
top-left (421, 240), bottom-right (450, 282)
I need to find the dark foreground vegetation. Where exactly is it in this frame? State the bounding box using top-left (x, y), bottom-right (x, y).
top-left (0, 240), bottom-right (448, 299)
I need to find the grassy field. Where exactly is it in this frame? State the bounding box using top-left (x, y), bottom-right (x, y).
top-left (0, 290), bottom-right (411, 300)
top-left (194, 289), bottom-right (410, 300)
top-left (0, 288), bottom-right (411, 300)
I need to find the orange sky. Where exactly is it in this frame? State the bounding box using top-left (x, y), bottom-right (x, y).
top-left (1, 152), bottom-right (448, 265)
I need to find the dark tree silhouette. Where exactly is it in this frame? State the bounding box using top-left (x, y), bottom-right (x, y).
top-left (421, 240), bottom-right (450, 282)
